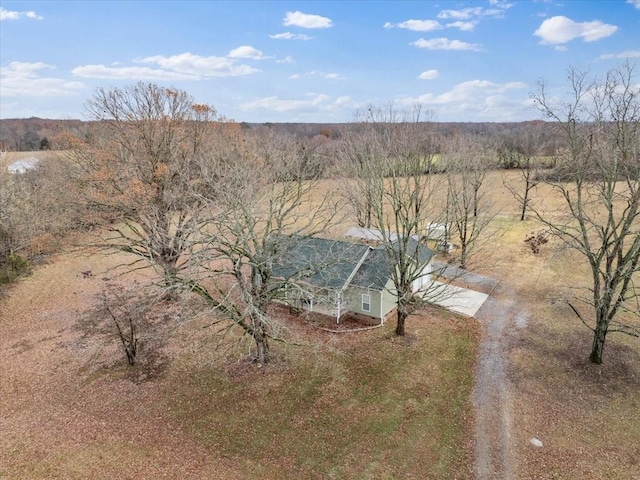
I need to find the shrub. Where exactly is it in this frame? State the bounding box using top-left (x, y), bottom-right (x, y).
top-left (0, 254), bottom-right (31, 285)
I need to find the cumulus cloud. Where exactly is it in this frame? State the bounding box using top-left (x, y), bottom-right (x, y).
top-left (418, 69), bottom-right (440, 80)
top-left (269, 32), bottom-right (313, 40)
top-left (71, 64), bottom-right (198, 81)
top-left (72, 52), bottom-right (260, 80)
top-left (228, 45), bottom-right (266, 59)
top-left (384, 18), bottom-right (478, 32)
top-left (599, 50), bottom-right (640, 59)
top-left (277, 55), bottom-right (294, 64)
top-left (241, 93), bottom-right (354, 113)
top-left (1, 61), bottom-right (84, 96)
top-left (283, 11), bottom-right (332, 29)
top-left (384, 19), bottom-right (442, 31)
top-left (447, 21), bottom-right (475, 31)
top-left (628, 0), bottom-right (640, 9)
top-left (437, 3), bottom-right (511, 21)
top-left (141, 53), bottom-right (259, 77)
top-left (0, 7), bottom-right (42, 20)
top-left (242, 94), bottom-right (330, 112)
top-left (399, 78), bottom-right (528, 120)
top-left (412, 37), bottom-right (483, 51)
top-left (534, 16), bottom-right (618, 45)
top-left (297, 71), bottom-right (345, 80)
top-left (437, 7), bottom-right (484, 20)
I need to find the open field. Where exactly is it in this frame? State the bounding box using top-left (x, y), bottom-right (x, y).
top-left (1, 168), bottom-right (639, 478)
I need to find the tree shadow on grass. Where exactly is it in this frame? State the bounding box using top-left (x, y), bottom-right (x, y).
top-left (511, 321), bottom-right (640, 397)
top-left (71, 287), bottom-right (175, 384)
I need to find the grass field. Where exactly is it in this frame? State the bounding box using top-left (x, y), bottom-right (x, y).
top-left (0, 167), bottom-right (638, 479)
top-left (0, 242), bottom-right (478, 479)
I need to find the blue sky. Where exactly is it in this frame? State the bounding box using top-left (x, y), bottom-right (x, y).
top-left (1, 0), bottom-right (638, 122)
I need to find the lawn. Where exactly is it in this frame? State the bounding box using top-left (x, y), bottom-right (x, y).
top-left (0, 244), bottom-right (478, 479)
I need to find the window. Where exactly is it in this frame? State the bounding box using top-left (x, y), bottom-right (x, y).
top-left (362, 293), bottom-right (371, 312)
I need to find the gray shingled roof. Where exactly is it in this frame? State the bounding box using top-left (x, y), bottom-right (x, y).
top-left (350, 238), bottom-right (434, 290)
top-left (349, 247), bottom-right (391, 290)
top-left (272, 235), bottom-right (433, 292)
top-left (272, 235), bottom-right (369, 289)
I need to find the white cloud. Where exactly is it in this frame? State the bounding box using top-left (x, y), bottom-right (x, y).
top-left (600, 50), bottom-right (640, 59)
top-left (71, 64), bottom-right (198, 81)
top-left (384, 18), bottom-right (478, 32)
top-left (241, 93), bottom-right (354, 113)
top-left (72, 52), bottom-right (260, 80)
top-left (438, 7), bottom-right (484, 20)
top-left (414, 79), bottom-right (526, 105)
top-left (228, 45), bottom-right (266, 60)
top-left (418, 69), bottom-right (440, 80)
top-left (534, 16), bottom-right (618, 45)
top-left (277, 55), bottom-right (294, 64)
top-left (399, 79), bottom-right (528, 120)
top-left (447, 21), bottom-right (475, 31)
top-left (289, 74), bottom-right (300, 79)
top-left (628, 0), bottom-right (640, 9)
top-left (139, 53), bottom-right (259, 77)
top-left (0, 7), bottom-right (42, 20)
top-left (412, 37), bottom-right (483, 51)
top-left (242, 94), bottom-right (330, 112)
top-left (283, 11), bottom-right (332, 29)
top-left (437, 3), bottom-right (511, 20)
top-left (269, 32), bottom-right (313, 40)
top-left (384, 19), bottom-right (442, 31)
top-left (304, 71), bottom-right (344, 80)
top-left (1, 62), bottom-right (84, 96)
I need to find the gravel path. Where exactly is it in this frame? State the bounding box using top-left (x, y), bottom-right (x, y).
top-left (472, 283), bottom-right (521, 480)
top-left (433, 261), bottom-right (519, 479)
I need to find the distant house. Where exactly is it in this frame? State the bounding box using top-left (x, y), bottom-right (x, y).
top-left (272, 235), bottom-right (434, 325)
top-left (7, 157), bottom-right (40, 174)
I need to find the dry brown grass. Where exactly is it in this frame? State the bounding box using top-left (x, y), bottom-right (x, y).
top-left (482, 172), bottom-right (640, 479)
top-left (0, 237), bottom-right (478, 478)
top-left (1, 168), bottom-right (638, 479)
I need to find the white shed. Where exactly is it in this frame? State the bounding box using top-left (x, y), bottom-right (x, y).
top-left (7, 157), bottom-right (40, 174)
top-left (425, 223), bottom-right (448, 241)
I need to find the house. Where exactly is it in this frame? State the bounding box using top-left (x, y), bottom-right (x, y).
top-left (272, 235), bottom-right (434, 325)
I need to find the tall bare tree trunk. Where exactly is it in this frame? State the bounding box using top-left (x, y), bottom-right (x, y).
top-left (589, 310), bottom-right (608, 364)
top-left (396, 302), bottom-right (408, 336)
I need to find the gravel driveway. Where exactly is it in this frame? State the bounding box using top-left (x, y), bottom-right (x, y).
top-left (433, 261), bottom-right (519, 479)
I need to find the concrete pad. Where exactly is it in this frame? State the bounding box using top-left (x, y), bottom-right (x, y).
top-left (419, 281), bottom-right (489, 318)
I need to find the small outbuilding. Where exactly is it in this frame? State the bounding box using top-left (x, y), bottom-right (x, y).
top-left (425, 223), bottom-right (448, 241)
top-left (7, 157), bottom-right (40, 174)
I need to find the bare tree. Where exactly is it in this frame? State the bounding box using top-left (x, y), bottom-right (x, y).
top-left (443, 133), bottom-right (498, 270)
top-left (498, 126), bottom-right (545, 220)
top-left (1, 155), bottom-right (74, 282)
top-left (531, 62), bottom-right (640, 364)
top-left (63, 82), bottom-right (220, 289)
top-left (179, 128), bottom-right (338, 363)
top-left (338, 104), bottom-right (449, 336)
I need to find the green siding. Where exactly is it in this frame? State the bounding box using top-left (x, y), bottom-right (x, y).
top-left (379, 279), bottom-right (397, 318)
top-left (345, 287), bottom-right (383, 319)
